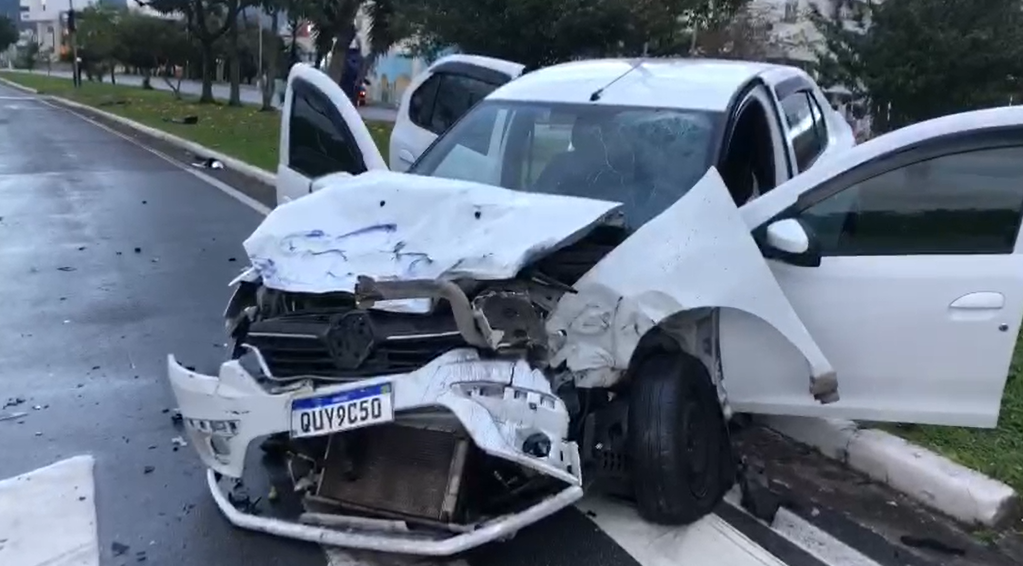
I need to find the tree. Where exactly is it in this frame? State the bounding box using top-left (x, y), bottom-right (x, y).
top-left (398, 0), bottom-right (748, 69)
top-left (0, 15), bottom-right (18, 53)
top-left (76, 5), bottom-right (122, 83)
top-left (257, 0), bottom-right (285, 110)
top-left (690, 2), bottom-right (790, 60)
top-left (116, 13), bottom-right (191, 90)
top-left (811, 0), bottom-right (1023, 133)
top-left (142, 0), bottom-right (244, 103)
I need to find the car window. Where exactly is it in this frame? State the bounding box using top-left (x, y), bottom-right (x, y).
top-left (409, 74), bottom-right (441, 132)
top-left (289, 79), bottom-right (366, 178)
top-left (780, 91), bottom-right (826, 172)
top-left (798, 146), bottom-right (1023, 255)
top-left (429, 73), bottom-right (499, 135)
top-left (412, 101), bottom-right (721, 229)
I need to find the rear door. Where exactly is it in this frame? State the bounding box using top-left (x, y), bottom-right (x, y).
top-left (390, 55), bottom-right (525, 172)
top-left (277, 64), bottom-right (387, 205)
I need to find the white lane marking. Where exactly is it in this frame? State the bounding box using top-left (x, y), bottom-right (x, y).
top-left (723, 488), bottom-right (883, 566)
top-left (28, 95), bottom-right (272, 216)
top-left (772, 510), bottom-right (881, 566)
top-left (577, 495), bottom-right (788, 566)
top-left (0, 455), bottom-right (99, 566)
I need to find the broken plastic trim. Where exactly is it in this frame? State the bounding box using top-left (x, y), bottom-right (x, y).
top-left (205, 469), bottom-right (584, 555)
top-left (355, 275), bottom-right (490, 348)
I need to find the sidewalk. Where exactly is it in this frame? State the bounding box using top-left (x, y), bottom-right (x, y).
top-left (16, 68), bottom-right (399, 123)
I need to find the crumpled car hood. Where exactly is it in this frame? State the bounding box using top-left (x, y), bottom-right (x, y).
top-left (244, 170), bottom-right (620, 299)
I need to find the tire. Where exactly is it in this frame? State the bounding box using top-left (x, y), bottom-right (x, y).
top-left (628, 352), bottom-right (734, 524)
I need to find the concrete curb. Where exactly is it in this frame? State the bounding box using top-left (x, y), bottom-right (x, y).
top-left (760, 415), bottom-right (1020, 528)
top-left (0, 75), bottom-right (277, 188)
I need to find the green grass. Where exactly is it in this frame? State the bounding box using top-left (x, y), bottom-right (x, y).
top-left (0, 72), bottom-right (393, 171)
top-left (881, 338), bottom-right (1023, 497)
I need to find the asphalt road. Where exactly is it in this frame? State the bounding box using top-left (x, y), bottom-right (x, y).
top-left (17, 68), bottom-right (400, 122)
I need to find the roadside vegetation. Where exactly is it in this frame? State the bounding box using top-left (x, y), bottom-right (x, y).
top-left (0, 72), bottom-right (392, 169)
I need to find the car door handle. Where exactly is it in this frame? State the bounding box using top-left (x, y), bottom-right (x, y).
top-left (949, 292), bottom-right (1005, 310)
top-left (398, 150), bottom-right (415, 164)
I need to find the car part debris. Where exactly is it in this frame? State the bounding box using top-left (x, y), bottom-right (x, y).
top-left (164, 115), bottom-right (198, 125)
top-left (0, 412), bottom-right (27, 422)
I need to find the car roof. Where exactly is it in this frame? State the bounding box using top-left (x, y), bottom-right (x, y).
top-left (487, 58), bottom-right (800, 112)
top-left (428, 53), bottom-right (527, 79)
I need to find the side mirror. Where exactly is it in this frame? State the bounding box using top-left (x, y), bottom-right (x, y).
top-left (762, 218), bottom-right (821, 267)
top-left (765, 218), bottom-right (809, 254)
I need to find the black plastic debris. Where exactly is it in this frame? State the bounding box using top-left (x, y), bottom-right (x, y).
top-left (738, 459), bottom-right (781, 523)
top-left (136, 550), bottom-right (147, 562)
top-left (2, 397), bottom-right (25, 409)
top-left (111, 541), bottom-right (130, 556)
top-left (900, 535), bottom-right (966, 556)
top-left (143, 465), bottom-right (155, 474)
top-left (57, 266), bottom-right (76, 272)
top-left (134, 247), bottom-right (141, 254)
top-left (164, 115), bottom-right (198, 125)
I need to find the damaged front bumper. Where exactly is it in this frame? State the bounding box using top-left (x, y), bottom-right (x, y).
top-left (167, 348), bottom-right (583, 555)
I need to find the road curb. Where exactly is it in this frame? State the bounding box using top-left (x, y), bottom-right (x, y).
top-left (0, 75), bottom-right (277, 188)
top-left (760, 415), bottom-right (1020, 528)
top-left (0, 75), bottom-right (38, 93)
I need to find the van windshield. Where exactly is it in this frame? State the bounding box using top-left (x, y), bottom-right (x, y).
top-left (410, 100), bottom-right (722, 228)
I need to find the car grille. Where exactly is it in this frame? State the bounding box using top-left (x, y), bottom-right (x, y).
top-left (243, 310), bottom-right (466, 378)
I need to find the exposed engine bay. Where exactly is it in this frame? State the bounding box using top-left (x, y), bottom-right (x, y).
top-left (221, 224), bottom-right (634, 533)
top-left (168, 169), bottom-right (839, 553)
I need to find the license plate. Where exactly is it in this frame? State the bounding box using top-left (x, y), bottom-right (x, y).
top-left (290, 382), bottom-right (394, 439)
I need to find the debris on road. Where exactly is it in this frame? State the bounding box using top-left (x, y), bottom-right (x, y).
top-left (171, 436), bottom-right (188, 448)
top-left (56, 266), bottom-right (76, 272)
top-left (111, 541), bottom-right (130, 556)
top-left (3, 396), bottom-right (26, 409)
top-left (0, 411), bottom-right (27, 422)
top-left (191, 157), bottom-right (224, 169)
top-left (738, 459), bottom-right (781, 523)
top-left (144, 465), bottom-right (155, 474)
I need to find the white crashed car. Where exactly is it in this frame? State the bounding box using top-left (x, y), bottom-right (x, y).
top-left (167, 59), bottom-right (1023, 555)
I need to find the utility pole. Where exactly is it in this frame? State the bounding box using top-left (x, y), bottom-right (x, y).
top-left (67, 0), bottom-right (79, 87)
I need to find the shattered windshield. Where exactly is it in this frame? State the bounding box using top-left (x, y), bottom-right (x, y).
top-left (410, 100), bottom-right (722, 228)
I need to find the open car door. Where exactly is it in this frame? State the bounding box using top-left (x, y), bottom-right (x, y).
top-left (723, 106), bottom-right (1023, 428)
top-left (277, 63), bottom-right (388, 205)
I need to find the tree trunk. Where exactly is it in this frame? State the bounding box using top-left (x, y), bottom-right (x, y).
top-left (200, 42), bottom-right (216, 103)
top-left (142, 68), bottom-right (152, 90)
top-left (228, 16), bottom-right (242, 106)
top-left (261, 10), bottom-right (281, 111)
top-left (326, 22), bottom-right (356, 84)
top-left (110, 65), bottom-right (116, 84)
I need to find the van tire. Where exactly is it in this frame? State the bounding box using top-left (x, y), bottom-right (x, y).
top-left (628, 352), bottom-right (733, 524)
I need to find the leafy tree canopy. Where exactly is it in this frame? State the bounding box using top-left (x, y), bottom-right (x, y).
top-left (811, 0), bottom-right (1023, 131)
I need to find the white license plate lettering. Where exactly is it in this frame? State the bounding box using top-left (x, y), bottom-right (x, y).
top-left (290, 382), bottom-right (393, 438)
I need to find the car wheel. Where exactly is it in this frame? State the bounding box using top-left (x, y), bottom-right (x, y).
top-left (628, 351), bottom-right (733, 524)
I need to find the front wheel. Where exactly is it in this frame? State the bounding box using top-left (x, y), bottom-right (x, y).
top-left (628, 352), bottom-right (734, 524)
